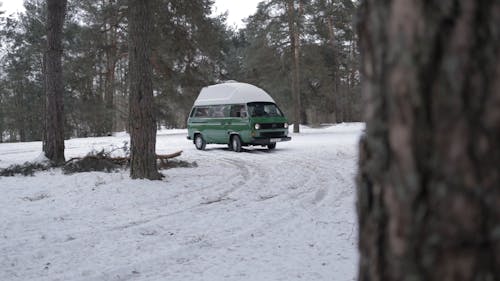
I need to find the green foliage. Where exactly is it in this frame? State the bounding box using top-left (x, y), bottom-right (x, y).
top-left (0, 0), bottom-right (46, 142)
top-left (152, 0), bottom-right (230, 128)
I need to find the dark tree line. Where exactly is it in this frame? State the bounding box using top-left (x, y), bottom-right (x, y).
top-left (226, 0), bottom-right (361, 128)
top-left (0, 0), bottom-right (229, 142)
top-left (0, 0), bottom-right (361, 143)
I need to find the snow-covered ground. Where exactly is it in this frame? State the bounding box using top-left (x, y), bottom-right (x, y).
top-left (0, 123), bottom-right (363, 281)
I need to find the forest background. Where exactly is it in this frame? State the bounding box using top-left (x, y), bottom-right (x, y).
top-left (0, 0), bottom-right (360, 142)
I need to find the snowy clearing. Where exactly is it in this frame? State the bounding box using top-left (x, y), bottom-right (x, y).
top-left (0, 123), bottom-right (363, 281)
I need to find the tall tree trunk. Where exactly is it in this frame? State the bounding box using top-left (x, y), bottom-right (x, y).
top-left (287, 0), bottom-right (302, 133)
top-left (0, 110), bottom-right (3, 143)
top-left (357, 1), bottom-right (500, 281)
top-left (14, 83), bottom-right (26, 142)
top-left (115, 58), bottom-right (128, 133)
top-left (104, 0), bottom-right (118, 134)
top-left (128, 0), bottom-right (161, 180)
top-left (349, 39), bottom-right (357, 90)
top-left (327, 14), bottom-right (341, 123)
top-left (43, 0), bottom-right (67, 165)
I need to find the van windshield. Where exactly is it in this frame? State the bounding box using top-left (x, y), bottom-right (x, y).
top-left (247, 102), bottom-right (283, 117)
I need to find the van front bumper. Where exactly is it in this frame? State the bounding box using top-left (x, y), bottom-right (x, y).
top-left (250, 136), bottom-right (291, 145)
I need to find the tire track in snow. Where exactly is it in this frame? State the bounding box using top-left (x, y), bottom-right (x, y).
top-left (0, 125), bottom-right (364, 281)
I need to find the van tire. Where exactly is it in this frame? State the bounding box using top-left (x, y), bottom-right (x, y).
top-left (194, 134), bottom-right (206, 150)
top-left (231, 135), bottom-right (242, 152)
top-left (267, 143), bottom-right (276, 150)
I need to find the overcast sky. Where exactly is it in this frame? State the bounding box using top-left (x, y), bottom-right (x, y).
top-left (0, 0), bottom-right (24, 16)
top-left (1, 0), bottom-right (261, 28)
top-left (213, 0), bottom-right (261, 28)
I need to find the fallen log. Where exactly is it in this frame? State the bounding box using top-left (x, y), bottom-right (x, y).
top-left (65, 150), bottom-right (183, 165)
top-left (0, 150), bottom-right (188, 176)
top-left (157, 150), bottom-right (183, 160)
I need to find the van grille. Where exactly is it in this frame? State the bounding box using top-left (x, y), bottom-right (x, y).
top-left (260, 123), bottom-right (285, 129)
top-left (260, 132), bottom-right (286, 138)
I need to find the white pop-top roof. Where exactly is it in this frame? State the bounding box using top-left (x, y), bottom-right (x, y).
top-left (193, 82), bottom-right (275, 106)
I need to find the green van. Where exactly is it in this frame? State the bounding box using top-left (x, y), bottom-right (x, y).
top-left (187, 82), bottom-right (291, 152)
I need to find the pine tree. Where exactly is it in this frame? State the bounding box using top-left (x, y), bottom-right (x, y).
top-left (128, 0), bottom-right (162, 180)
top-left (44, 0), bottom-right (67, 165)
top-left (286, 0), bottom-right (303, 133)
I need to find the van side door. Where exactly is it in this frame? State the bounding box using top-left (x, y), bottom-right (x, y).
top-left (209, 105), bottom-right (230, 144)
top-left (189, 106), bottom-right (210, 139)
top-left (227, 104), bottom-right (250, 142)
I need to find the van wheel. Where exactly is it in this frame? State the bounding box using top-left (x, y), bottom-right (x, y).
top-left (231, 135), bottom-right (242, 152)
top-left (267, 143), bottom-right (276, 150)
top-left (194, 134), bottom-right (206, 150)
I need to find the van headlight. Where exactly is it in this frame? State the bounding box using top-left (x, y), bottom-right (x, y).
top-left (284, 123), bottom-right (288, 129)
top-left (254, 123), bottom-right (261, 130)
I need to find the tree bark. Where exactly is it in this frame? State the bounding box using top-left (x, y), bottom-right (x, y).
top-left (287, 0), bottom-right (302, 133)
top-left (43, 0), bottom-right (67, 165)
top-left (128, 0), bottom-right (161, 180)
top-left (357, 1), bottom-right (500, 280)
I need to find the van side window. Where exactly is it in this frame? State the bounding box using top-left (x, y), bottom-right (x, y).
top-left (209, 105), bottom-right (228, 118)
top-left (194, 107), bottom-right (210, 118)
top-left (229, 104), bottom-right (247, 118)
top-left (248, 102), bottom-right (283, 117)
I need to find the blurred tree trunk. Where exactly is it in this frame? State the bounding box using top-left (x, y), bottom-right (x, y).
top-left (43, 0), bottom-right (67, 165)
top-left (287, 0), bottom-right (302, 133)
top-left (128, 0), bottom-right (161, 180)
top-left (357, 1), bottom-right (500, 280)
